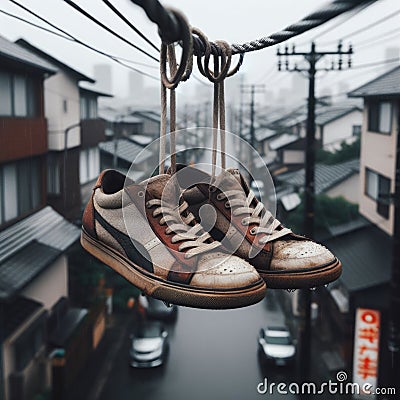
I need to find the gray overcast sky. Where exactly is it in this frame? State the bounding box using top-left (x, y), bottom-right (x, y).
top-left (0, 0), bottom-right (399, 101)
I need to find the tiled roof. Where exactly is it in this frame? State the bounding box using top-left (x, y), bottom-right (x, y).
top-left (0, 297), bottom-right (43, 341)
top-left (0, 35), bottom-right (56, 74)
top-left (269, 134), bottom-right (300, 150)
top-left (99, 138), bottom-right (153, 164)
top-left (79, 82), bottom-right (113, 97)
top-left (131, 110), bottom-right (161, 123)
top-left (0, 241), bottom-right (61, 300)
top-left (277, 159), bottom-right (359, 194)
top-left (16, 39), bottom-right (94, 82)
top-left (324, 225), bottom-right (391, 292)
top-left (98, 107), bottom-right (142, 123)
top-left (348, 65), bottom-right (400, 97)
top-left (0, 206), bottom-right (80, 264)
top-left (255, 128), bottom-right (279, 142)
top-left (316, 106), bottom-right (361, 126)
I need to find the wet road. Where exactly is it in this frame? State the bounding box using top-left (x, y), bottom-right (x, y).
top-left (98, 291), bottom-right (298, 400)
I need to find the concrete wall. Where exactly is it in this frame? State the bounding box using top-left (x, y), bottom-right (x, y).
top-left (321, 110), bottom-right (362, 146)
top-left (2, 309), bottom-right (47, 400)
top-left (326, 172), bottom-right (360, 204)
top-left (359, 99), bottom-right (398, 236)
top-left (45, 73), bottom-right (81, 150)
top-left (283, 149), bottom-right (304, 164)
top-left (22, 255), bottom-right (68, 311)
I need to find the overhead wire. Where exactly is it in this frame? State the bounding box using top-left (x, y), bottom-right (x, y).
top-left (322, 7), bottom-right (400, 45)
top-left (62, 0), bottom-right (158, 62)
top-left (4, 1), bottom-right (160, 80)
top-left (102, 0), bottom-right (159, 52)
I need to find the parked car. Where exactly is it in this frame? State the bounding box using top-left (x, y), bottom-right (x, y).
top-left (129, 321), bottom-right (169, 368)
top-left (251, 180), bottom-right (265, 200)
top-left (258, 326), bottom-right (296, 366)
top-left (140, 294), bottom-right (178, 322)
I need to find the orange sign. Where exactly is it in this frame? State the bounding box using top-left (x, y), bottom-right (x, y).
top-left (353, 308), bottom-right (380, 399)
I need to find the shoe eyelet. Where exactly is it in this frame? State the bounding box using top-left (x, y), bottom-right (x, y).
top-left (250, 227), bottom-right (256, 235)
top-left (241, 219), bottom-right (247, 226)
top-left (224, 202), bottom-right (230, 209)
top-left (216, 193), bottom-right (224, 201)
top-left (209, 186), bottom-right (216, 193)
top-left (138, 191), bottom-right (144, 197)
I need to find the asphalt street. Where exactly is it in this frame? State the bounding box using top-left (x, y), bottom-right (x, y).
top-left (97, 290), bottom-right (298, 400)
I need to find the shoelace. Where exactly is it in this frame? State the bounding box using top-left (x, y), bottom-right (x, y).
top-left (216, 189), bottom-right (292, 244)
top-left (146, 199), bottom-right (220, 258)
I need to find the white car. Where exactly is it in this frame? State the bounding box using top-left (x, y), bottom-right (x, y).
top-left (258, 326), bottom-right (296, 366)
top-left (130, 322), bottom-right (169, 368)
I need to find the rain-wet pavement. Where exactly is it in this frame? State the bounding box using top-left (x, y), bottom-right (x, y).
top-left (97, 290), bottom-right (298, 400)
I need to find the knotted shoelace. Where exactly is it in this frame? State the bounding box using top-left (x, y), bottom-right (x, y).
top-left (216, 190), bottom-right (292, 244)
top-left (146, 199), bottom-right (220, 258)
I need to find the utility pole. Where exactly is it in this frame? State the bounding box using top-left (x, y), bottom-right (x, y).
top-left (240, 84), bottom-right (265, 181)
top-left (388, 112), bottom-right (400, 386)
top-left (277, 41), bottom-right (352, 384)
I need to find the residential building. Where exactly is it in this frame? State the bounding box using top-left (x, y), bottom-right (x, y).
top-left (130, 110), bottom-right (161, 138)
top-left (99, 138), bottom-right (154, 181)
top-left (0, 207), bottom-right (81, 400)
top-left (0, 35), bottom-right (55, 229)
top-left (16, 39), bottom-right (96, 221)
top-left (0, 36), bottom-right (90, 400)
top-left (349, 65), bottom-right (400, 236)
top-left (276, 158), bottom-right (360, 205)
top-left (298, 105), bottom-right (363, 151)
top-left (79, 84), bottom-right (112, 206)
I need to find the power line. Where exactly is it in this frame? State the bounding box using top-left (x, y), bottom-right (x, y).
top-left (351, 57), bottom-right (399, 70)
top-left (307, 0), bottom-right (377, 44)
top-left (0, 9), bottom-right (158, 69)
top-left (4, 2), bottom-right (160, 80)
top-left (102, 0), bottom-right (159, 52)
top-left (355, 27), bottom-right (400, 50)
top-left (62, 0), bottom-right (159, 62)
top-left (323, 7), bottom-right (400, 44)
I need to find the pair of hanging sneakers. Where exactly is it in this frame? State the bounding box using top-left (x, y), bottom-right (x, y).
top-left (81, 166), bottom-right (341, 309)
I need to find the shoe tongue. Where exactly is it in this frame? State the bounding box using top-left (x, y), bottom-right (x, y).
top-left (216, 168), bottom-right (250, 195)
top-left (144, 174), bottom-right (181, 205)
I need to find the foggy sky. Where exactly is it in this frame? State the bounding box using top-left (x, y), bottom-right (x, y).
top-left (0, 0), bottom-right (398, 102)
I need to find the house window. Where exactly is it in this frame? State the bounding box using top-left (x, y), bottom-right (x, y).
top-left (47, 154), bottom-right (61, 195)
top-left (80, 95), bottom-right (98, 119)
top-left (365, 168), bottom-right (391, 219)
top-left (63, 99), bottom-right (68, 113)
top-left (352, 125), bottom-right (361, 137)
top-left (0, 159), bottom-right (42, 225)
top-left (80, 147), bottom-right (100, 184)
top-left (0, 70), bottom-right (36, 117)
top-left (368, 101), bottom-right (392, 134)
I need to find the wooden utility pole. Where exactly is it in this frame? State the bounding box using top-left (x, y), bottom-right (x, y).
top-left (277, 41), bottom-right (352, 384)
top-left (240, 84), bottom-right (265, 181)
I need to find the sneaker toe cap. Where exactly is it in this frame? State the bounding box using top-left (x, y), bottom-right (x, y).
top-left (191, 253), bottom-right (261, 289)
top-left (270, 240), bottom-right (336, 272)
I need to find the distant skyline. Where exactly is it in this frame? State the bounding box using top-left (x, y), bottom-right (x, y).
top-left (0, 0), bottom-right (398, 105)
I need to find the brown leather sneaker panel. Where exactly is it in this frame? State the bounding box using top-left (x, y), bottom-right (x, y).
top-left (82, 193), bottom-right (96, 239)
top-left (197, 183), bottom-right (270, 254)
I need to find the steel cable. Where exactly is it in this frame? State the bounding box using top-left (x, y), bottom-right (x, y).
top-left (130, 0), bottom-right (378, 55)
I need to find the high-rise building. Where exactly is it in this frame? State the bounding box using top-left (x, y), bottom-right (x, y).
top-left (93, 64), bottom-right (113, 94)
